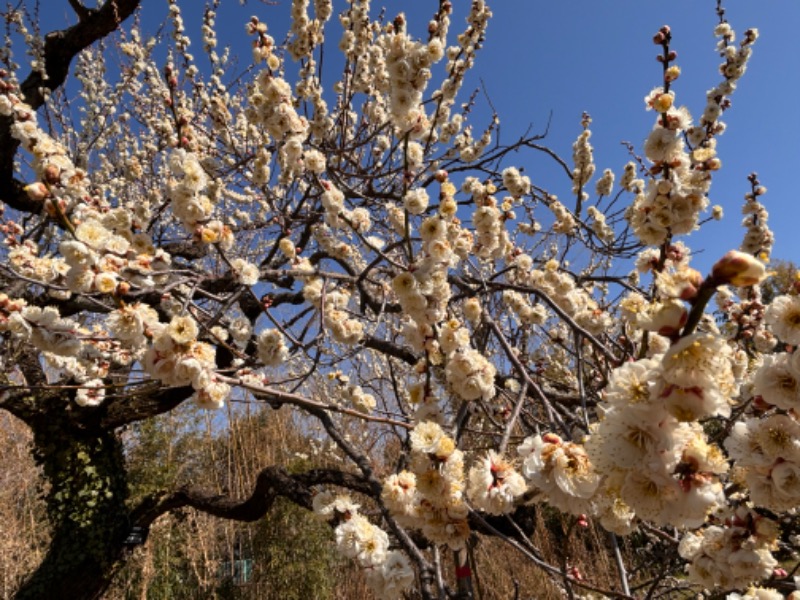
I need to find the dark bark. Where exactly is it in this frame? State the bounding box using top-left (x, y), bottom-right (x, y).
top-left (11, 391), bottom-right (376, 600)
top-left (15, 413), bottom-right (130, 600)
top-left (130, 467), bottom-right (374, 530)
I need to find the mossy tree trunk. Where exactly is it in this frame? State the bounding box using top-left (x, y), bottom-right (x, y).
top-left (14, 416), bottom-right (131, 600)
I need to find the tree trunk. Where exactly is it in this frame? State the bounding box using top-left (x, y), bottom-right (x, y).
top-left (15, 418), bottom-right (130, 600)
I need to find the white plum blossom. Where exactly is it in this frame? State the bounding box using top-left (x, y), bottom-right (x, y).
top-left (467, 450), bottom-right (526, 515)
top-left (256, 329), bottom-right (289, 367)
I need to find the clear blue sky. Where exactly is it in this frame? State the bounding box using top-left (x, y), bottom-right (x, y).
top-left (455, 1), bottom-right (800, 274)
top-left (41, 1), bottom-right (800, 273)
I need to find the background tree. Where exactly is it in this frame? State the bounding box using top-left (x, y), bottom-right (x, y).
top-left (0, 1), bottom-right (795, 599)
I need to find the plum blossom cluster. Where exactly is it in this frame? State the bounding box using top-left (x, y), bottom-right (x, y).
top-left (246, 71), bottom-right (310, 182)
top-left (313, 492), bottom-right (414, 599)
top-left (509, 258), bottom-right (612, 336)
top-left (502, 167), bottom-right (531, 199)
top-left (143, 315), bottom-right (230, 409)
top-left (740, 176), bottom-right (773, 260)
top-left (0, 296), bottom-right (136, 406)
top-left (0, 89), bottom-right (91, 215)
top-left (678, 507), bottom-right (779, 590)
top-left (466, 176), bottom-right (511, 260)
top-left (628, 23), bottom-right (758, 247)
top-left (328, 372), bottom-right (377, 414)
top-left (726, 405), bottom-right (800, 512)
top-left (378, 12), bottom-right (443, 132)
top-left (1, 78), bottom-right (175, 301)
top-left (3, 1), bottom-right (796, 597)
top-left (586, 349), bottom-right (731, 528)
top-left (571, 119), bottom-right (596, 200)
top-left (438, 320), bottom-right (496, 402)
top-left (322, 287), bottom-right (365, 346)
top-left (382, 421), bottom-right (470, 549)
top-left (256, 328), bottom-right (289, 367)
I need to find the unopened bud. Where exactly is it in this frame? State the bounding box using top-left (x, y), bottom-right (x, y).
top-left (680, 268), bottom-right (704, 300)
top-left (23, 181), bottom-right (49, 201)
top-left (43, 164), bottom-right (61, 184)
top-left (711, 250), bottom-right (767, 287)
top-left (542, 433), bottom-right (562, 445)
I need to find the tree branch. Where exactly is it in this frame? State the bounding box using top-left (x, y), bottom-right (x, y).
top-left (130, 466), bottom-right (372, 530)
top-left (99, 383), bottom-right (194, 429)
top-left (67, 0), bottom-right (93, 22)
top-left (1, 0), bottom-right (142, 213)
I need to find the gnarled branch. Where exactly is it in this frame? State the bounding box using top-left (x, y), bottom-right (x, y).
top-left (130, 466), bottom-right (372, 530)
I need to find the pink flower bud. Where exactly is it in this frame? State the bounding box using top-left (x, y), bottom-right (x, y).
top-left (542, 433), bottom-right (562, 445)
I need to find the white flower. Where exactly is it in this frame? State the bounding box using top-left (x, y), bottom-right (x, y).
top-left (502, 167), bottom-right (531, 197)
top-left (107, 303), bottom-right (158, 346)
top-left (409, 421), bottom-right (444, 454)
top-left (728, 588), bottom-right (784, 600)
top-left (764, 294), bottom-right (800, 345)
top-left (463, 297), bottom-right (482, 324)
top-left (753, 353), bottom-right (800, 411)
top-left (313, 491), bottom-right (359, 519)
top-left (467, 450), bottom-right (526, 515)
top-left (403, 188), bottom-right (429, 215)
top-left (193, 380), bottom-right (230, 409)
top-left (75, 379), bottom-right (106, 407)
top-left (366, 550), bottom-right (415, 599)
top-left (445, 348), bottom-right (496, 402)
top-left (94, 271), bottom-right (118, 294)
top-left (230, 258), bottom-right (260, 286)
top-left (335, 514), bottom-right (389, 567)
top-left (256, 328), bottom-right (289, 366)
top-left (382, 471), bottom-right (417, 517)
top-left (520, 434), bottom-right (599, 505)
top-left (59, 240), bottom-right (96, 267)
top-left (643, 127), bottom-right (681, 163)
top-left (603, 358), bottom-right (661, 406)
top-left (661, 333), bottom-right (732, 391)
top-left (166, 315), bottom-right (199, 345)
top-left (74, 219), bottom-right (111, 250)
top-left (228, 317), bottom-right (253, 344)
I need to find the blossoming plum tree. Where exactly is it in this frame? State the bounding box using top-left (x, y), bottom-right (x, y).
top-left (0, 1), bottom-right (795, 599)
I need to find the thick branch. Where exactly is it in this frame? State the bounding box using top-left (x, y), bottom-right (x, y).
top-left (99, 384), bottom-right (194, 429)
top-left (362, 334), bottom-right (417, 365)
top-left (131, 466), bottom-right (372, 529)
top-left (22, 0), bottom-right (141, 110)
